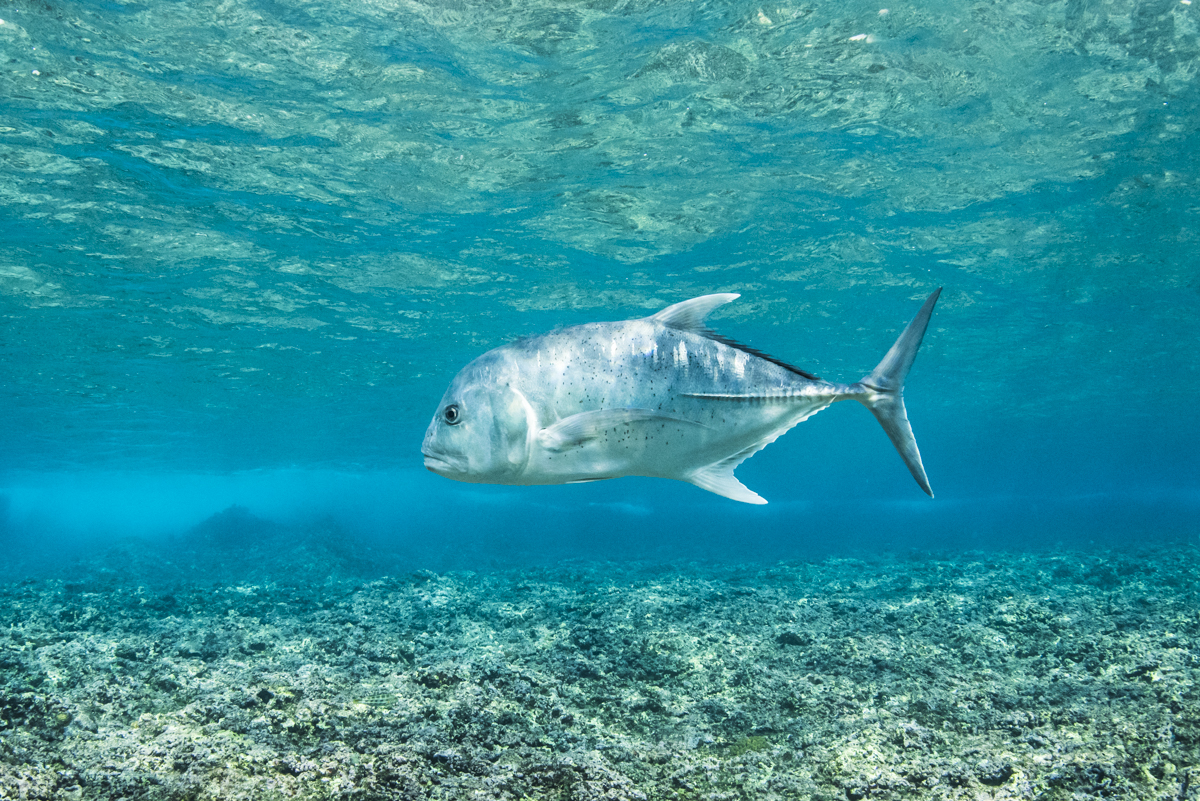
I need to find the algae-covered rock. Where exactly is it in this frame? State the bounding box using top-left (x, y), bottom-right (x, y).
top-left (0, 539), bottom-right (1197, 800)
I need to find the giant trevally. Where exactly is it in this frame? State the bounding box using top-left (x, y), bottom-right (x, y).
top-left (421, 290), bottom-right (941, 504)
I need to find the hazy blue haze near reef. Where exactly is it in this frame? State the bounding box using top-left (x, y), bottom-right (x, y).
top-left (0, 0), bottom-right (1198, 566)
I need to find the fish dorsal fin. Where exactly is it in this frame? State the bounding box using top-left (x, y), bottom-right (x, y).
top-left (649, 293), bottom-right (740, 332)
top-left (539, 409), bottom-right (707, 452)
top-left (651, 294), bottom-right (821, 381)
top-left (689, 459), bottom-right (767, 505)
top-left (705, 334), bottom-right (822, 381)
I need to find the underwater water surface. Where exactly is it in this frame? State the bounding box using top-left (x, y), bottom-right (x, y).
top-left (1, 0), bottom-right (1199, 798)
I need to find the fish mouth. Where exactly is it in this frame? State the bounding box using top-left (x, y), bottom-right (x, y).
top-left (422, 452), bottom-right (463, 475)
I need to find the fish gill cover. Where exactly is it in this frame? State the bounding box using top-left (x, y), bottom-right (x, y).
top-left (0, 0), bottom-right (1198, 799)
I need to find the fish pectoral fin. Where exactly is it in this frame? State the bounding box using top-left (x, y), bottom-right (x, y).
top-left (538, 409), bottom-right (699, 452)
top-left (689, 461), bottom-right (767, 505)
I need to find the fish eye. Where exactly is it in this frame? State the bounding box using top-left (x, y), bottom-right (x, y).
top-left (443, 404), bottom-right (461, 425)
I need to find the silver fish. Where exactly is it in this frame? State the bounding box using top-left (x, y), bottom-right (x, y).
top-left (422, 289), bottom-right (941, 504)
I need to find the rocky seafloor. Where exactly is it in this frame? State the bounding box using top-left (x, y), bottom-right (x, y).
top-left (1, 509), bottom-right (1198, 800)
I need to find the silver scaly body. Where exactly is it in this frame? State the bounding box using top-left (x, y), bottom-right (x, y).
top-left (422, 291), bottom-right (941, 504)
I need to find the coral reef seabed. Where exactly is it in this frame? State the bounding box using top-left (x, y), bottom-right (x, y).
top-left (1, 515), bottom-right (1197, 800)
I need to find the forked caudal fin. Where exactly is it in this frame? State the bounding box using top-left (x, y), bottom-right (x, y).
top-left (854, 288), bottom-right (942, 498)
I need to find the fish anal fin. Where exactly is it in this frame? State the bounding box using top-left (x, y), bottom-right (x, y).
top-left (539, 409), bottom-right (705, 452)
top-left (649, 294), bottom-right (739, 332)
top-left (689, 461), bottom-right (767, 505)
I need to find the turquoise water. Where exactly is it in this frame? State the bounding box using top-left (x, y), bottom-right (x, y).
top-left (3, 3), bottom-right (1200, 799)
top-left (2, 0), bottom-right (1199, 553)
